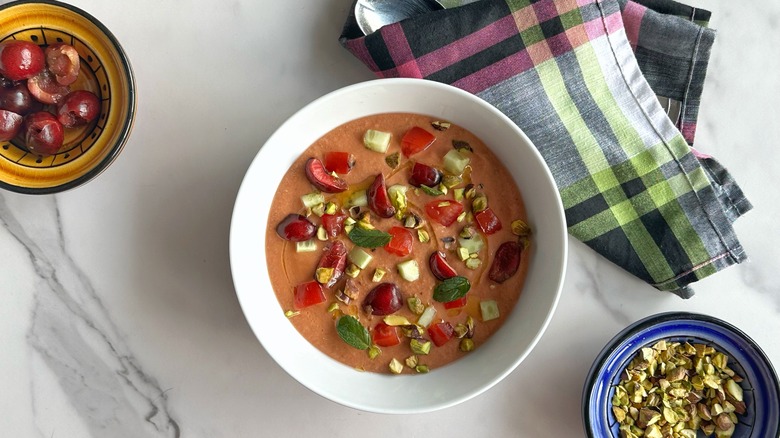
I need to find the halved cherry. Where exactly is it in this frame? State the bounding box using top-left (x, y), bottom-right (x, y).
top-left (428, 322), bottom-right (454, 347)
top-left (0, 83), bottom-right (41, 115)
top-left (409, 162), bottom-right (442, 187)
top-left (293, 280), bottom-right (326, 310)
top-left (321, 213), bottom-right (347, 239)
top-left (27, 68), bottom-right (70, 104)
top-left (475, 208), bottom-right (502, 235)
top-left (425, 200), bottom-right (464, 227)
top-left (443, 295), bottom-right (468, 310)
top-left (0, 109), bottom-right (23, 141)
top-left (371, 321), bottom-right (401, 347)
top-left (56, 90), bottom-right (100, 128)
top-left (363, 282), bottom-right (402, 315)
top-left (275, 213), bottom-right (316, 242)
top-left (304, 157), bottom-right (348, 193)
top-left (0, 40), bottom-right (45, 81)
top-left (488, 241), bottom-right (522, 284)
top-left (315, 240), bottom-right (347, 288)
top-left (323, 151), bottom-right (356, 174)
top-left (367, 173), bottom-right (395, 218)
top-left (384, 226), bottom-right (413, 257)
top-left (429, 251), bottom-right (458, 280)
top-left (401, 126), bottom-right (435, 157)
top-left (23, 111), bottom-right (63, 155)
top-left (45, 43), bottom-right (80, 86)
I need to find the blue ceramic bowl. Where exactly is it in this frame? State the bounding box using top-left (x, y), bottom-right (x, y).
top-left (582, 312), bottom-right (780, 438)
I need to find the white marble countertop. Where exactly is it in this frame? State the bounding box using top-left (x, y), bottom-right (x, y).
top-left (1, 0), bottom-right (777, 436)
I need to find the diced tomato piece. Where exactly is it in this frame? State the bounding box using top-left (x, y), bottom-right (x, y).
top-left (293, 281), bottom-right (326, 310)
top-left (371, 321), bottom-right (401, 347)
top-left (401, 126), bottom-right (436, 157)
top-left (384, 226), bottom-right (413, 256)
top-left (321, 213), bottom-right (347, 239)
top-left (475, 208), bottom-right (502, 235)
top-left (323, 151), bottom-right (356, 174)
top-left (443, 295), bottom-right (468, 310)
top-left (425, 200), bottom-right (464, 227)
top-left (428, 322), bottom-right (455, 347)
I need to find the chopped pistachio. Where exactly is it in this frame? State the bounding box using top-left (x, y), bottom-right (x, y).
top-left (452, 139), bottom-right (473, 153)
top-left (284, 310), bottom-right (300, 318)
top-left (465, 316), bottom-right (475, 338)
top-left (459, 338), bottom-right (475, 352)
top-left (464, 184), bottom-right (476, 200)
top-left (345, 264), bottom-right (361, 278)
top-left (403, 213), bottom-right (425, 229)
top-left (316, 226), bottom-right (328, 241)
top-left (415, 365), bottom-right (430, 374)
top-left (407, 296), bottom-right (425, 315)
top-left (372, 267), bottom-right (386, 282)
top-left (324, 202), bottom-right (338, 215)
top-left (389, 358), bottom-right (404, 374)
top-left (405, 355), bottom-right (419, 368)
top-left (385, 152), bottom-right (400, 169)
top-left (465, 258), bottom-right (482, 270)
top-left (431, 120), bottom-right (451, 131)
top-left (311, 203), bottom-right (325, 217)
top-left (357, 212), bottom-right (374, 230)
top-left (457, 247), bottom-right (470, 261)
top-left (453, 188), bottom-right (465, 202)
top-left (315, 267), bottom-right (334, 284)
top-left (454, 324), bottom-right (468, 338)
top-left (456, 211), bottom-right (467, 223)
top-left (472, 193), bottom-right (488, 213)
top-left (410, 339), bottom-right (432, 355)
top-left (437, 183), bottom-right (448, 195)
top-left (417, 229), bottom-right (430, 243)
top-left (327, 302), bottom-right (339, 313)
top-left (510, 219), bottom-right (531, 237)
top-left (442, 174), bottom-right (462, 188)
top-left (368, 345), bottom-right (381, 359)
top-left (383, 315), bottom-right (412, 326)
top-left (724, 379), bottom-right (743, 402)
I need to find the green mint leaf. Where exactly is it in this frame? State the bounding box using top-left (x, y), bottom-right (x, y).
top-left (348, 227), bottom-right (392, 248)
top-left (433, 276), bottom-right (471, 303)
top-left (420, 185), bottom-right (444, 196)
top-left (336, 315), bottom-right (371, 350)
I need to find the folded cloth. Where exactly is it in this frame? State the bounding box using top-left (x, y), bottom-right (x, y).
top-left (339, 0), bottom-right (750, 298)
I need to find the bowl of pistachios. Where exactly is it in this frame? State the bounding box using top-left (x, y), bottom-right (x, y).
top-left (582, 312), bottom-right (780, 438)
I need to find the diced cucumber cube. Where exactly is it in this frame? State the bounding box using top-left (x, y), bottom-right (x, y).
top-left (417, 305), bottom-right (437, 328)
top-left (458, 233), bottom-right (484, 254)
top-left (480, 300), bottom-right (500, 321)
top-left (363, 129), bottom-right (392, 153)
top-left (397, 259), bottom-right (419, 282)
top-left (443, 149), bottom-right (470, 175)
top-left (347, 190), bottom-right (368, 207)
top-left (296, 239), bottom-right (317, 253)
top-left (348, 247), bottom-right (373, 269)
top-left (301, 191), bottom-right (325, 208)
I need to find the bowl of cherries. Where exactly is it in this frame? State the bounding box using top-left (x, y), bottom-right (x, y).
top-left (0, 0), bottom-right (135, 194)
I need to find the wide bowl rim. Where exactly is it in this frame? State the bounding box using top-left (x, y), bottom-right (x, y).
top-left (581, 311), bottom-right (780, 437)
top-left (0, 0), bottom-right (136, 195)
top-left (230, 78), bottom-right (568, 414)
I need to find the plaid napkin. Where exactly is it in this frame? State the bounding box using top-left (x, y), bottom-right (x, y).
top-left (339, 0), bottom-right (750, 298)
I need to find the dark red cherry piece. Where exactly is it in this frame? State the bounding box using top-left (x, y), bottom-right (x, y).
top-left (0, 40), bottom-right (45, 81)
top-left (304, 157), bottom-right (348, 193)
top-left (45, 43), bottom-right (80, 86)
top-left (56, 90), bottom-right (100, 128)
top-left (409, 162), bottom-right (442, 188)
top-left (23, 111), bottom-right (64, 155)
top-left (363, 282), bottom-right (402, 316)
top-left (27, 68), bottom-right (70, 104)
top-left (0, 83), bottom-right (41, 115)
top-left (367, 173), bottom-right (395, 218)
top-left (488, 241), bottom-right (522, 284)
top-left (0, 109), bottom-right (23, 141)
top-left (315, 240), bottom-right (347, 288)
top-left (428, 251), bottom-right (458, 281)
top-left (275, 214), bottom-right (316, 242)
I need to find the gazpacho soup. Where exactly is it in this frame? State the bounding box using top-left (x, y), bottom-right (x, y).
top-left (266, 113), bottom-right (532, 374)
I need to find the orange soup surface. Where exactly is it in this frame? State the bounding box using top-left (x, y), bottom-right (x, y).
top-left (266, 113), bottom-right (531, 373)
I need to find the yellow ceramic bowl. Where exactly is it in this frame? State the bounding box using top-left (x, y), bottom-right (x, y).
top-left (0, 0), bottom-right (135, 194)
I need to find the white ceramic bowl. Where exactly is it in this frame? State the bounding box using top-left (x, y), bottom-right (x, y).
top-left (230, 78), bottom-right (568, 414)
